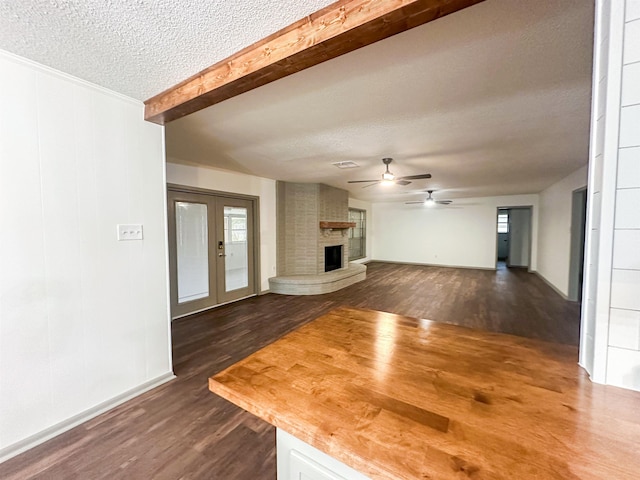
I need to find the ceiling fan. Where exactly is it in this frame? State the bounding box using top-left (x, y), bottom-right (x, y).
top-left (347, 158), bottom-right (431, 187)
top-left (405, 190), bottom-right (452, 207)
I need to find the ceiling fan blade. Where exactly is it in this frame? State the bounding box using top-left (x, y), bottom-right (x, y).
top-left (436, 200), bottom-right (453, 205)
top-left (347, 179), bottom-right (378, 183)
top-left (405, 201), bottom-right (424, 204)
top-left (396, 180), bottom-right (411, 186)
top-left (362, 181), bottom-right (381, 188)
top-left (398, 173), bottom-right (432, 180)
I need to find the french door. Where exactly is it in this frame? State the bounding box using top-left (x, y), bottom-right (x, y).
top-left (168, 189), bottom-right (256, 319)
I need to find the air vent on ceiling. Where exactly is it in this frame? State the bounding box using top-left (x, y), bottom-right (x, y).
top-left (332, 161), bottom-right (359, 169)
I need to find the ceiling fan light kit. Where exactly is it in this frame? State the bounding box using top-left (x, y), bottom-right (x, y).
top-left (381, 158), bottom-right (395, 183)
top-left (347, 158), bottom-right (431, 188)
top-left (406, 190), bottom-right (453, 207)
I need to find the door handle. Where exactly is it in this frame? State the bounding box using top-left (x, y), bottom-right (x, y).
top-left (218, 253), bottom-right (226, 257)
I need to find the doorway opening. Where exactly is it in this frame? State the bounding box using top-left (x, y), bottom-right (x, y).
top-left (496, 207), bottom-right (533, 270)
top-left (568, 187), bottom-right (588, 302)
top-left (496, 209), bottom-right (509, 268)
top-left (167, 186), bottom-right (260, 320)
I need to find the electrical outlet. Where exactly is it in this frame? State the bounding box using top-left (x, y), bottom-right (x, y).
top-left (117, 224), bottom-right (143, 241)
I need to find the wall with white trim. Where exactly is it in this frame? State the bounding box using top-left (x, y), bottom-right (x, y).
top-left (371, 194), bottom-right (539, 270)
top-left (0, 50), bottom-right (172, 459)
top-left (537, 166), bottom-right (589, 297)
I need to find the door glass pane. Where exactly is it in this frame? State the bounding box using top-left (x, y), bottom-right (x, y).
top-left (223, 206), bottom-right (248, 291)
top-left (176, 202), bottom-right (209, 303)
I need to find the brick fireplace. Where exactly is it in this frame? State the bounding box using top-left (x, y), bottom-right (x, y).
top-left (270, 182), bottom-right (366, 295)
top-left (275, 182), bottom-right (350, 275)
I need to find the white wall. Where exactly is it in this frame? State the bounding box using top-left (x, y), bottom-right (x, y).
top-left (371, 194), bottom-right (538, 270)
top-left (348, 198), bottom-right (372, 263)
top-left (537, 166), bottom-right (589, 296)
top-left (165, 162), bottom-right (277, 292)
top-left (0, 51), bottom-right (172, 459)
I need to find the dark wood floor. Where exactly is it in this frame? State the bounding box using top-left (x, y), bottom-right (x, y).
top-left (0, 262), bottom-right (580, 479)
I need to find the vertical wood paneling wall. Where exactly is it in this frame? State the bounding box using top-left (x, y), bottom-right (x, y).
top-left (0, 50), bottom-right (173, 459)
top-left (607, 0), bottom-right (640, 388)
top-left (581, 0), bottom-right (640, 390)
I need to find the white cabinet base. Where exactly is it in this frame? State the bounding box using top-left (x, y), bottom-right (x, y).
top-left (277, 429), bottom-right (371, 480)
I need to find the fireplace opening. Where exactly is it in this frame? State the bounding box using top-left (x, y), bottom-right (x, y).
top-left (324, 245), bottom-right (343, 272)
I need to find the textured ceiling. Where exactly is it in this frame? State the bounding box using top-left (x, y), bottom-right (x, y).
top-left (0, 0), bottom-right (334, 100)
top-left (166, 0), bottom-right (595, 202)
top-left (2, 0), bottom-right (594, 203)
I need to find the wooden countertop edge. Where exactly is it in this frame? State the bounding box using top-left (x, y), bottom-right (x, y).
top-left (206, 307), bottom-right (634, 479)
top-left (208, 377), bottom-right (402, 480)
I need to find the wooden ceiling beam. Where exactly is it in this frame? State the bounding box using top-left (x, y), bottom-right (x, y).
top-left (144, 0), bottom-right (484, 124)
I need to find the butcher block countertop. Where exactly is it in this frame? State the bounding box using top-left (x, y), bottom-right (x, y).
top-left (208, 307), bottom-right (640, 479)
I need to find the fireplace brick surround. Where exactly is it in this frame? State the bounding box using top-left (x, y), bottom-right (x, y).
top-left (269, 182), bottom-right (366, 295)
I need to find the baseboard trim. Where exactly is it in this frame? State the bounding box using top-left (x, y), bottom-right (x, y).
top-left (0, 371), bottom-right (176, 463)
top-left (533, 271), bottom-right (570, 300)
top-left (370, 259), bottom-right (496, 271)
top-left (172, 293), bottom-right (258, 320)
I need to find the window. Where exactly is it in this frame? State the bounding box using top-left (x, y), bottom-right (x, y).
top-left (224, 211), bottom-right (247, 244)
top-left (348, 208), bottom-right (366, 261)
top-left (497, 212), bottom-right (509, 233)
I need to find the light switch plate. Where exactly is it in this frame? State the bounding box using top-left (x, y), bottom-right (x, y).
top-left (117, 224), bottom-right (143, 241)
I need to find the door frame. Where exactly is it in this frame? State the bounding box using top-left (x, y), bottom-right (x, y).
top-left (167, 184), bottom-right (261, 319)
top-left (167, 190), bottom-right (218, 318)
top-left (215, 196), bottom-right (256, 304)
top-left (495, 206), bottom-right (533, 271)
top-left (496, 208), bottom-right (510, 264)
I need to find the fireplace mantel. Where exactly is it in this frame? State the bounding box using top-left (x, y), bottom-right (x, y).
top-left (319, 221), bottom-right (356, 237)
top-left (319, 221), bottom-right (356, 229)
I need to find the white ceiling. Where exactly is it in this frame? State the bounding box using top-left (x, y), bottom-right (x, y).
top-left (0, 0), bottom-right (333, 100)
top-left (166, 0), bottom-right (595, 202)
top-left (1, 1), bottom-right (594, 203)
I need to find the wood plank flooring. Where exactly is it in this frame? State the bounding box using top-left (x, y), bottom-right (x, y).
top-left (0, 262), bottom-right (581, 479)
